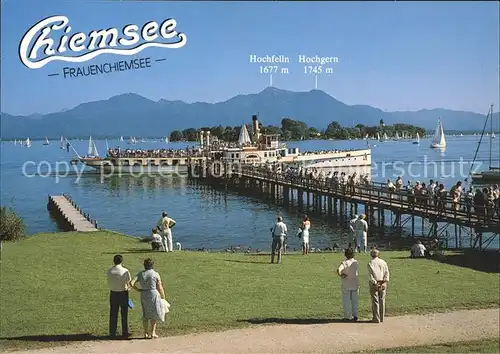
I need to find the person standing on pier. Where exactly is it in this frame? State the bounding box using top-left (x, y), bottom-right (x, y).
top-left (271, 216), bottom-right (287, 264)
top-left (106, 255), bottom-right (131, 338)
top-left (355, 214), bottom-right (368, 253)
top-left (337, 248), bottom-right (359, 321)
top-left (367, 248), bottom-right (390, 323)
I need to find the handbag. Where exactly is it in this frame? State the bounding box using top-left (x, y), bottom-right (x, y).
top-left (161, 299), bottom-right (171, 313)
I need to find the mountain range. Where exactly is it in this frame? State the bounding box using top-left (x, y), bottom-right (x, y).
top-left (1, 87), bottom-right (497, 139)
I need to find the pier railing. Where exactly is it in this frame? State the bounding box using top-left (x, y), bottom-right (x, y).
top-left (61, 193), bottom-right (98, 229)
top-left (237, 167), bottom-right (499, 230)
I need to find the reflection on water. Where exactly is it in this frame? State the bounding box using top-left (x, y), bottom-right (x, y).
top-left (1, 137), bottom-right (499, 250)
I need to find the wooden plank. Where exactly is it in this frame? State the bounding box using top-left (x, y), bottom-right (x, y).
top-left (49, 196), bottom-right (98, 232)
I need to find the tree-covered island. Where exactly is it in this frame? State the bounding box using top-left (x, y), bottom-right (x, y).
top-left (168, 118), bottom-right (426, 142)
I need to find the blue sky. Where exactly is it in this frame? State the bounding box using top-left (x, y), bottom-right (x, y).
top-left (1, 0), bottom-right (499, 116)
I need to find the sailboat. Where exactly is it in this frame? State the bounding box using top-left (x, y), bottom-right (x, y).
top-left (60, 136), bottom-right (65, 149)
top-left (413, 132), bottom-right (420, 145)
top-left (492, 132), bottom-right (496, 139)
top-left (24, 137), bottom-right (31, 148)
top-left (393, 131), bottom-right (400, 141)
top-left (164, 136), bottom-right (169, 143)
top-left (86, 136), bottom-right (99, 158)
top-left (377, 132), bottom-right (382, 142)
top-left (42, 136), bottom-right (49, 145)
top-left (471, 104), bottom-right (500, 183)
top-left (430, 118), bottom-right (446, 148)
top-left (128, 136), bottom-right (137, 145)
top-left (238, 124), bottom-right (252, 146)
top-left (120, 136), bottom-right (124, 142)
top-left (383, 132), bottom-right (388, 141)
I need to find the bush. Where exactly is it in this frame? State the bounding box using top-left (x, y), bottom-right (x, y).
top-left (0, 206), bottom-right (25, 241)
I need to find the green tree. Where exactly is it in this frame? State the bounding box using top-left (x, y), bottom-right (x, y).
top-left (169, 130), bottom-right (184, 142)
top-left (0, 206), bottom-right (25, 241)
top-left (182, 128), bottom-right (198, 141)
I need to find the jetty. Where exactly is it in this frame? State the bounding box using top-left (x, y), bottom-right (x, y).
top-left (192, 164), bottom-right (499, 250)
top-left (47, 194), bottom-right (99, 232)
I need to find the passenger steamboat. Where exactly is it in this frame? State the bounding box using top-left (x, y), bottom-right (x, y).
top-left (75, 115), bottom-right (372, 174)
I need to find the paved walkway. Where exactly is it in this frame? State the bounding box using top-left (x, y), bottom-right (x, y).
top-left (20, 309), bottom-right (499, 353)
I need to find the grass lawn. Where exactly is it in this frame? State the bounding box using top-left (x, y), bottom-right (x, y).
top-left (365, 338), bottom-right (500, 353)
top-left (0, 231), bottom-right (499, 351)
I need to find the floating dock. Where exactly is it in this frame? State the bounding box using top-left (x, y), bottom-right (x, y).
top-left (47, 194), bottom-right (99, 232)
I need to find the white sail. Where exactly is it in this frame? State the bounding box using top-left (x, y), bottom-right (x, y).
top-left (394, 131), bottom-right (400, 140)
top-left (430, 118), bottom-right (446, 148)
top-left (492, 133), bottom-right (496, 139)
top-left (43, 136), bottom-right (49, 145)
top-left (164, 136), bottom-right (169, 143)
top-left (383, 132), bottom-right (388, 141)
top-left (60, 136), bottom-right (65, 149)
top-left (120, 136), bottom-right (124, 142)
top-left (25, 137), bottom-right (31, 147)
top-left (87, 136), bottom-right (99, 157)
top-left (416, 132), bottom-right (420, 142)
top-left (238, 124), bottom-right (252, 145)
top-left (377, 132), bottom-right (381, 141)
top-left (128, 136), bottom-right (136, 144)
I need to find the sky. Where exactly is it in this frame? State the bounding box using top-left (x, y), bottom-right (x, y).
top-left (1, 0), bottom-right (499, 116)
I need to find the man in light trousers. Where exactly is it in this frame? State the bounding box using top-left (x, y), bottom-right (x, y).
top-left (156, 211), bottom-right (176, 252)
top-left (367, 248), bottom-right (390, 323)
top-left (337, 248), bottom-right (359, 321)
top-left (271, 216), bottom-right (287, 264)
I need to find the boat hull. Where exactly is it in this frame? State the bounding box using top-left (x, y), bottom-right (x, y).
top-left (430, 144), bottom-right (446, 148)
top-left (81, 159), bottom-right (188, 174)
top-left (471, 170), bottom-right (500, 183)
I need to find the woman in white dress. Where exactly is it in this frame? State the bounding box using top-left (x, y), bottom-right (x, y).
top-left (130, 258), bottom-right (166, 339)
top-left (301, 215), bottom-right (311, 255)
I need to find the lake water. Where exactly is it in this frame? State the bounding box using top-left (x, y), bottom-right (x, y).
top-left (1, 136), bottom-right (499, 250)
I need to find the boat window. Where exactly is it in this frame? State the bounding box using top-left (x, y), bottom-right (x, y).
top-left (148, 159), bottom-right (158, 166)
top-left (172, 159), bottom-right (179, 166)
top-left (236, 153), bottom-right (239, 158)
top-left (231, 153), bottom-right (235, 158)
top-left (160, 160), bottom-right (169, 166)
top-left (134, 160), bottom-right (141, 166)
top-left (264, 152), bottom-right (268, 157)
top-left (122, 160), bottom-right (130, 166)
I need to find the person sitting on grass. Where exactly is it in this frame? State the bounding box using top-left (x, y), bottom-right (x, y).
top-left (151, 228), bottom-right (163, 251)
top-left (410, 240), bottom-right (426, 258)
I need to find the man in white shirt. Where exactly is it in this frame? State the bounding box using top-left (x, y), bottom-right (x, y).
top-left (158, 212), bottom-right (176, 252)
top-left (355, 214), bottom-right (369, 253)
top-left (410, 240), bottom-right (426, 258)
top-left (367, 249), bottom-right (390, 323)
top-left (106, 255), bottom-right (131, 338)
top-left (156, 212), bottom-right (166, 251)
top-left (349, 215), bottom-right (358, 246)
top-left (337, 248), bottom-right (359, 321)
top-left (271, 216), bottom-right (287, 264)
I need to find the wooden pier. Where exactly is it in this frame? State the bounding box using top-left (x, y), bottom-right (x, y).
top-left (47, 194), bottom-right (99, 232)
top-left (191, 164), bottom-right (499, 250)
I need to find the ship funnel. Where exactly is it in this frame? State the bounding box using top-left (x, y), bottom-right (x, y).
top-left (252, 115), bottom-right (260, 142)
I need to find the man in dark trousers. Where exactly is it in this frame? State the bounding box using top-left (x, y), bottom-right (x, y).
top-left (106, 255), bottom-right (131, 338)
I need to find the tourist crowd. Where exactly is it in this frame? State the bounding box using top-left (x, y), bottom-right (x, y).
top-left (107, 147), bottom-right (203, 158)
top-left (251, 163), bottom-right (499, 221)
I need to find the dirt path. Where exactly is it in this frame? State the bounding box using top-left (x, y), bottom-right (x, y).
top-left (20, 309), bottom-right (499, 353)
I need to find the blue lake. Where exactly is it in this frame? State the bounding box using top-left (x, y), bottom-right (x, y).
top-left (1, 136), bottom-right (498, 250)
